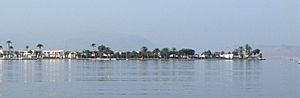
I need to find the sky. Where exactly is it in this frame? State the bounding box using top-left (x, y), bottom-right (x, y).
top-left (0, 0), bottom-right (299, 51)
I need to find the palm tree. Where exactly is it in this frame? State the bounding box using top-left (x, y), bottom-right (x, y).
top-left (90, 43), bottom-right (96, 58)
top-left (9, 46), bottom-right (13, 50)
top-left (6, 40), bottom-right (12, 50)
top-left (36, 44), bottom-right (44, 58)
top-left (6, 40), bottom-right (12, 47)
top-left (160, 48), bottom-right (170, 59)
top-left (26, 45), bottom-right (29, 51)
top-left (152, 48), bottom-right (160, 58)
top-left (91, 43), bottom-right (96, 50)
top-left (98, 45), bottom-right (105, 58)
top-left (36, 44), bottom-right (44, 50)
top-left (245, 44), bottom-right (252, 57)
top-left (170, 48), bottom-right (178, 58)
top-left (6, 41), bottom-right (12, 58)
top-left (8, 46), bottom-right (14, 58)
top-left (238, 46), bottom-right (244, 58)
top-left (139, 46), bottom-right (148, 58)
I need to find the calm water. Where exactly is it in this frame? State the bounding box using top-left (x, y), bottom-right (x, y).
top-left (0, 59), bottom-right (299, 98)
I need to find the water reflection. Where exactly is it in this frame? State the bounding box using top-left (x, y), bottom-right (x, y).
top-left (74, 60), bottom-right (196, 96)
top-left (0, 60), bottom-right (196, 97)
top-left (0, 59), bottom-right (298, 98)
top-left (200, 60), bottom-right (262, 97)
top-left (0, 60), bottom-right (66, 83)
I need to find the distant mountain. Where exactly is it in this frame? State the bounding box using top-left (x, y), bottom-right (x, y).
top-left (62, 32), bottom-right (156, 51)
top-left (255, 45), bottom-right (300, 59)
top-left (0, 32), bottom-right (157, 51)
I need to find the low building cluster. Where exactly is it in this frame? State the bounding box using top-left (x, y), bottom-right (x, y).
top-left (0, 49), bottom-right (67, 59)
top-left (198, 44), bottom-right (263, 59)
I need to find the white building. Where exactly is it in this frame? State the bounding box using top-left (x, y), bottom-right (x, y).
top-left (220, 54), bottom-right (234, 59)
top-left (67, 52), bottom-right (77, 59)
top-left (199, 54), bottom-right (207, 58)
top-left (42, 50), bottom-right (65, 58)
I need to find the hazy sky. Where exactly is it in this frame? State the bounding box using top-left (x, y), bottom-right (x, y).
top-left (0, 0), bottom-right (299, 51)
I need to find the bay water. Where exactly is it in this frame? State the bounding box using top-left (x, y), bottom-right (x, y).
top-left (0, 59), bottom-right (299, 98)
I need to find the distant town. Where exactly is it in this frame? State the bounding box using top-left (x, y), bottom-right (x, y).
top-left (0, 40), bottom-right (264, 60)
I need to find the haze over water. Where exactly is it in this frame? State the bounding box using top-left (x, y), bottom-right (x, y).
top-left (0, 0), bottom-right (299, 50)
top-left (0, 0), bottom-right (299, 98)
top-left (0, 59), bottom-right (298, 98)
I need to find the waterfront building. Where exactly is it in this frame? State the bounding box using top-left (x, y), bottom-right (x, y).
top-left (42, 50), bottom-right (65, 58)
top-left (220, 54), bottom-right (234, 59)
top-left (0, 50), bottom-right (36, 59)
top-left (18, 50), bottom-right (38, 58)
top-left (66, 52), bottom-right (77, 59)
top-left (199, 54), bottom-right (207, 58)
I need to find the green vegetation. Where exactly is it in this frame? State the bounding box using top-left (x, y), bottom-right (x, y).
top-left (0, 41), bottom-right (264, 60)
top-left (37, 44), bottom-right (44, 50)
top-left (6, 40), bottom-right (12, 58)
top-left (67, 43), bottom-right (262, 60)
top-left (70, 43), bottom-right (200, 59)
top-left (26, 45), bottom-right (29, 51)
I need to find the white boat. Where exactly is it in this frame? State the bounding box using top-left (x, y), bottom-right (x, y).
top-left (298, 61), bottom-right (300, 64)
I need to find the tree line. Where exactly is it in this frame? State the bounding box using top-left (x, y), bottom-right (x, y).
top-left (0, 40), bottom-right (45, 58)
top-left (0, 40), bottom-right (44, 51)
top-left (72, 43), bottom-right (196, 59)
top-left (200, 44), bottom-right (262, 59)
top-left (1, 41), bottom-right (263, 59)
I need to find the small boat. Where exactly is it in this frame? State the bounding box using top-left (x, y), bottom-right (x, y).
top-left (258, 58), bottom-right (266, 60)
top-left (298, 61), bottom-right (300, 64)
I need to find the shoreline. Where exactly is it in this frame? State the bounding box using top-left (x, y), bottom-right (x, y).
top-left (0, 57), bottom-right (266, 61)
